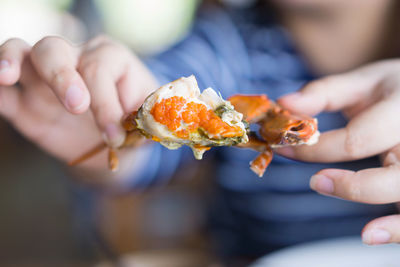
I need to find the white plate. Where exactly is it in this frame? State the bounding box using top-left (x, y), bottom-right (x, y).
top-left (250, 236), bottom-right (400, 267)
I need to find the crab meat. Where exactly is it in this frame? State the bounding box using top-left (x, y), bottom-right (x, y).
top-left (136, 75), bottom-right (249, 159)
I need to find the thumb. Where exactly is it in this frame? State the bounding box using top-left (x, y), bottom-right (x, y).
top-left (277, 64), bottom-right (386, 116)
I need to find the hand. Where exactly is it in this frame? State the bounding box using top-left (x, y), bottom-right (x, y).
top-left (0, 36), bottom-right (158, 178)
top-left (276, 60), bottom-right (400, 245)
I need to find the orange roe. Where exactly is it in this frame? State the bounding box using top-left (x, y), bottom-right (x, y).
top-left (150, 96), bottom-right (243, 139)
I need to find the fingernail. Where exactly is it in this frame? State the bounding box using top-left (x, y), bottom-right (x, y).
top-left (362, 229), bottom-right (391, 245)
top-left (310, 174), bottom-right (334, 195)
top-left (65, 85), bottom-right (85, 111)
top-left (103, 123), bottom-right (126, 147)
top-left (0, 60), bottom-right (10, 73)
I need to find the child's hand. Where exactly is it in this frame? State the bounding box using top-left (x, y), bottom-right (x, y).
top-left (0, 36), bottom-right (158, 173)
top-left (277, 60), bottom-right (400, 245)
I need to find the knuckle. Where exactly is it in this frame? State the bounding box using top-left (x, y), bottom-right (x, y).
top-left (91, 103), bottom-right (118, 126)
top-left (2, 38), bottom-right (23, 48)
top-left (387, 164), bottom-right (400, 184)
top-left (90, 100), bottom-right (106, 117)
top-left (304, 76), bottom-right (339, 109)
top-left (306, 76), bottom-right (335, 93)
top-left (344, 175), bottom-right (362, 201)
top-left (91, 35), bottom-right (112, 45)
top-left (85, 35), bottom-right (128, 57)
top-left (32, 36), bottom-right (72, 58)
top-left (94, 43), bottom-right (116, 57)
top-left (0, 38), bottom-right (29, 55)
top-left (344, 127), bottom-right (363, 159)
top-left (79, 60), bottom-right (106, 80)
top-left (34, 36), bottom-right (64, 50)
top-left (95, 42), bottom-right (127, 59)
top-left (50, 66), bottom-right (74, 90)
top-left (85, 35), bottom-right (115, 52)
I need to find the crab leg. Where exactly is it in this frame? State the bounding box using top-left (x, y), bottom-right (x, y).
top-left (68, 142), bottom-right (108, 167)
top-left (108, 148), bottom-right (119, 171)
top-left (69, 111), bottom-right (144, 170)
top-left (237, 132), bottom-right (273, 177)
top-left (250, 148), bottom-right (273, 177)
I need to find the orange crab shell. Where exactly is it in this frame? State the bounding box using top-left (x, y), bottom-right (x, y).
top-left (228, 94), bottom-right (272, 122)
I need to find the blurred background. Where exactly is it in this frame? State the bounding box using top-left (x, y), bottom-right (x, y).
top-left (0, 0), bottom-right (198, 54)
top-left (0, 0), bottom-right (222, 266)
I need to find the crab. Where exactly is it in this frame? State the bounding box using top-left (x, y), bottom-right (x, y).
top-left (69, 76), bottom-right (319, 177)
top-left (69, 76), bottom-right (249, 171)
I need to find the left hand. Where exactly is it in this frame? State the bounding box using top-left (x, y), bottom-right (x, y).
top-left (276, 59), bottom-right (400, 245)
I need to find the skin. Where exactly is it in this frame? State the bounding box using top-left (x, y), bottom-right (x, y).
top-left (0, 0), bottom-right (400, 244)
top-left (278, 0), bottom-right (397, 74)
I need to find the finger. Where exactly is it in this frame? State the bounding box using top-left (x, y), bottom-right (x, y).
top-left (84, 36), bottom-right (158, 113)
top-left (117, 58), bottom-right (158, 113)
top-left (308, 165), bottom-right (400, 204)
top-left (79, 43), bottom-right (129, 147)
top-left (30, 36), bottom-right (90, 114)
top-left (0, 38), bottom-right (31, 85)
top-left (0, 85), bottom-right (20, 122)
top-left (362, 215), bottom-right (400, 245)
top-left (276, 94), bottom-right (400, 162)
top-left (277, 62), bottom-right (395, 116)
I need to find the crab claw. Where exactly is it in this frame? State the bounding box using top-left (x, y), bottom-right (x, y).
top-left (261, 107), bottom-right (319, 147)
top-left (229, 94), bottom-right (319, 177)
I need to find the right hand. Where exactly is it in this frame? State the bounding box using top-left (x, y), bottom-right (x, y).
top-left (277, 60), bottom-right (400, 245)
top-left (0, 36), bottom-right (158, 172)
